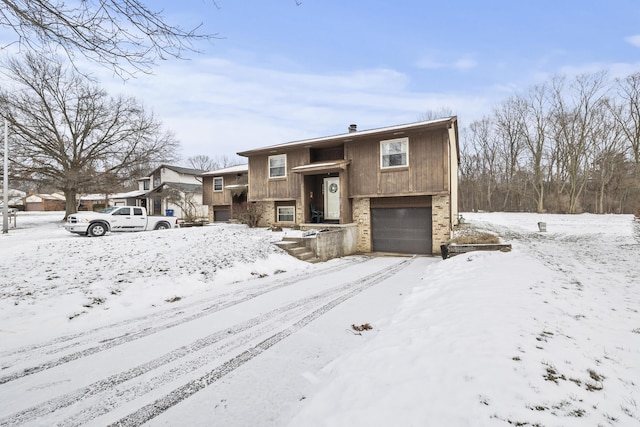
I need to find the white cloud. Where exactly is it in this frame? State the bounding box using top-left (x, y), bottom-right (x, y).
top-left (415, 58), bottom-right (445, 69)
top-left (453, 58), bottom-right (477, 70)
top-left (625, 34), bottom-right (640, 47)
top-left (416, 55), bottom-right (477, 71)
top-left (10, 53), bottom-right (492, 162)
top-left (97, 59), bottom-right (440, 158)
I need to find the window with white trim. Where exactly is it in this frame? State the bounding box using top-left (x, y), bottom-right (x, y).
top-left (213, 177), bottom-right (223, 192)
top-left (269, 154), bottom-right (287, 178)
top-left (277, 206), bottom-right (295, 222)
top-left (380, 137), bottom-right (409, 169)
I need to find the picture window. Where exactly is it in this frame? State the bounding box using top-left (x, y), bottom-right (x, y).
top-left (380, 137), bottom-right (409, 168)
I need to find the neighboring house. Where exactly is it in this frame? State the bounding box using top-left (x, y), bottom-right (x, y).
top-left (237, 118), bottom-right (460, 255)
top-left (0, 189), bottom-right (26, 209)
top-left (137, 165), bottom-right (207, 219)
top-left (200, 164), bottom-right (249, 222)
top-left (78, 190), bottom-right (147, 211)
top-left (23, 192), bottom-right (66, 211)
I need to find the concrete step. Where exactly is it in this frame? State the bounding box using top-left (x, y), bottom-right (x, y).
top-left (273, 240), bottom-right (319, 263)
top-left (274, 241), bottom-right (298, 249)
top-left (288, 246), bottom-right (310, 256)
top-left (281, 236), bottom-right (304, 243)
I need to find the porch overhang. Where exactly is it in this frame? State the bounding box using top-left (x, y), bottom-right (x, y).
top-left (291, 160), bottom-right (351, 175)
top-left (225, 184), bottom-right (248, 197)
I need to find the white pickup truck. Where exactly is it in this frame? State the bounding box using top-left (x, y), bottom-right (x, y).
top-left (65, 206), bottom-right (179, 237)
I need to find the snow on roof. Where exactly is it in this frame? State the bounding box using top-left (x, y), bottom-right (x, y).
top-left (237, 117), bottom-right (456, 156)
top-left (201, 164), bottom-right (249, 176)
top-left (80, 190), bottom-right (146, 201)
top-left (291, 162), bottom-right (342, 171)
top-left (157, 164), bottom-right (208, 175)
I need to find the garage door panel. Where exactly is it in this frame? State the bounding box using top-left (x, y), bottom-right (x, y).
top-left (371, 207), bottom-right (432, 254)
top-left (214, 207), bottom-right (230, 222)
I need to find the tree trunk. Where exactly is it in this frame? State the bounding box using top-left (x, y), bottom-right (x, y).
top-left (64, 189), bottom-right (78, 218)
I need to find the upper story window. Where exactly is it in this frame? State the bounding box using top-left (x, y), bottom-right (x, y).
top-left (213, 177), bottom-right (224, 192)
top-left (380, 137), bottom-right (409, 169)
top-left (269, 154), bottom-right (287, 178)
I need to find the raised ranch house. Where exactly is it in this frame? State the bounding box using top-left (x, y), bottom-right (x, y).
top-left (78, 190), bottom-right (147, 211)
top-left (237, 117), bottom-right (460, 256)
top-left (136, 165), bottom-right (207, 219)
top-left (75, 165), bottom-right (207, 220)
top-left (200, 164), bottom-right (249, 223)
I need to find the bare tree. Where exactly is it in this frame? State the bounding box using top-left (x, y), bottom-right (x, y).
top-left (586, 98), bottom-right (625, 213)
top-left (187, 154), bottom-right (241, 172)
top-left (458, 128), bottom-right (482, 212)
top-left (493, 96), bottom-right (525, 210)
top-left (469, 117), bottom-right (499, 211)
top-left (188, 155), bottom-right (219, 172)
top-left (518, 84), bottom-right (552, 213)
top-left (0, 0), bottom-right (219, 77)
top-left (550, 73), bottom-right (608, 213)
top-left (419, 107), bottom-right (454, 121)
top-left (610, 73), bottom-right (640, 212)
top-left (0, 53), bottom-right (179, 215)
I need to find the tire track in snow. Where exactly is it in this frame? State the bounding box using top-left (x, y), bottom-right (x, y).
top-left (0, 257), bottom-right (366, 384)
top-left (0, 256), bottom-right (363, 362)
top-left (2, 290), bottom-right (326, 426)
top-left (0, 257), bottom-right (412, 426)
top-left (108, 257), bottom-right (414, 427)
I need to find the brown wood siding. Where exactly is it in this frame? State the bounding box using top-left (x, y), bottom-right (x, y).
top-left (347, 128), bottom-right (449, 198)
top-left (210, 187), bottom-right (231, 206)
top-left (202, 177), bottom-right (213, 205)
top-left (203, 174), bottom-right (246, 206)
top-left (248, 150), bottom-right (308, 201)
top-left (346, 139), bottom-right (379, 196)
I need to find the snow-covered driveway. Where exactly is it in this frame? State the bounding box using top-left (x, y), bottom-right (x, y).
top-left (0, 215), bottom-right (437, 426)
top-left (3, 212), bottom-right (640, 426)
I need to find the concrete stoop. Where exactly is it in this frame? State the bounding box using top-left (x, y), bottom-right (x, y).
top-left (274, 237), bottom-right (320, 263)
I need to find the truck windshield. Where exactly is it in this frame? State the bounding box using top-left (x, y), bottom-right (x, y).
top-left (99, 207), bottom-right (119, 214)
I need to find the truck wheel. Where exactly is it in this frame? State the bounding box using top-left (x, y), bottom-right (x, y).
top-left (88, 223), bottom-right (107, 237)
top-left (155, 222), bottom-right (170, 230)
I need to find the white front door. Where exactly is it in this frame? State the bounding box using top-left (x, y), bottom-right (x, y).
top-left (324, 177), bottom-right (340, 220)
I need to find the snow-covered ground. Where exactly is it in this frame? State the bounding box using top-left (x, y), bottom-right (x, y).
top-left (0, 211), bottom-right (639, 426)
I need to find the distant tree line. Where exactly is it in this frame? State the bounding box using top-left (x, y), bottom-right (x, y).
top-left (459, 71), bottom-right (640, 215)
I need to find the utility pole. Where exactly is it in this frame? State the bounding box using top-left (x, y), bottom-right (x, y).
top-left (2, 119), bottom-right (8, 234)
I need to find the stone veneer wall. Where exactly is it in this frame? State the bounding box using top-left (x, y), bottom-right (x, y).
top-left (296, 200), bottom-right (303, 224)
top-left (352, 197), bottom-right (371, 252)
top-left (431, 194), bottom-right (452, 254)
top-left (256, 201), bottom-right (275, 227)
top-left (254, 201), bottom-right (302, 227)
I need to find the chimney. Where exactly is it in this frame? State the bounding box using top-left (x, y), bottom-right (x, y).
top-left (348, 124), bottom-right (357, 133)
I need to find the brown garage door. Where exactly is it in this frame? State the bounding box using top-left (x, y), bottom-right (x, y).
top-left (371, 207), bottom-right (432, 254)
top-left (214, 207), bottom-right (230, 222)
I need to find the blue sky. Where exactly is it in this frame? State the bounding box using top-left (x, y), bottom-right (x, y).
top-left (8, 1), bottom-right (640, 164)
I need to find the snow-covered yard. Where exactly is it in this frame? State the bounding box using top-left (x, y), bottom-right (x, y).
top-left (0, 211), bottom-right (639, 426)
